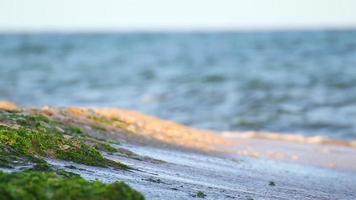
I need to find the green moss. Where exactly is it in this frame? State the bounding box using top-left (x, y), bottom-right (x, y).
top-left (0, 144), bottom-right (28, 168)
top-left (87, 115), bottom-right (113, 125)
top-left (110, 117), bottom-right (130, 129)
top-left (0, 171), bottom-right (144, 200)
top-left (0, 125), bottom-right (127, 169)
top-left (94, 142), bottom-right (118, 153)
top-left (67, 126), bottom-right (83, 135)
top-left (0, 110), bottom-right (128, 169)
top-left (0, 110), bottom-right (144, 199)
top-left (196, 191), bottom-right (206, 198)
top-left (30, 160), bottom-right (52, 171)
top-left (92, 124), bottom-right (107, 132)
top-left (0, 142), bottom-right (53, 171)
top-left (83, 137), bottom-right (118, 153)
top-left (14, 114), bottom-right (52, 128)
top-left (115, 147), bottom-right (164, 164)
top-left (87, 114), bottom-right (130, 130)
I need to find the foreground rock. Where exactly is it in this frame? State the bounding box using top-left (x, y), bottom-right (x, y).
top-left (0, 171), bottom-right (144, 200)
top-left (0, 108), bottom-right (143, 200)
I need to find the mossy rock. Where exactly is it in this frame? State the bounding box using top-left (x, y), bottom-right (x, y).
top-left (0, 110), bottom-right (128, 169)
top-left (0, 109), bottom-right (144, 199)
top-left (0, 171), bottom-right (144, 200)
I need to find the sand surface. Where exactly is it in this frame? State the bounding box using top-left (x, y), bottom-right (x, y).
top-left (1, 102), bottom-right (356, 199)
top-left (48, 143), bottom-right (356, 200)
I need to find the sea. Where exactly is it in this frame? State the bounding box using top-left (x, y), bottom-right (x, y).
top-left (1, 30), bottom-right (356, 140)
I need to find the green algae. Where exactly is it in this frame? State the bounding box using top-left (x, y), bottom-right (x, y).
top-left (0, 144), bottom-right (28, 168)
top-left (114, 147), bottom-right (164, 164)
top-left (0, 125), bottom-right (126, 169)
top-left (0, 171), bottom-right (144, 200)
top-left (0, 143), bottom-right (52, 171)
top-left (82, 137), bottom-right (118, 153)
top-left (87, 114), bottom-right (130, 130)
top-left (93, 141), bottom-right (118, 153)
top-left (92, 124), bottom-right (107, 132)
top-left (67, 126), bottom-right (83, 135)
top-left (0, 109), bottom-right (145, 199)
top-left (196, 191), bottom-right (206, 198)
top-left (0, 110), bottom-right (128, 169)
top-left (110, 117), bottom-right (130, 129)
top-left (87, 115), bottom-right (113, 125)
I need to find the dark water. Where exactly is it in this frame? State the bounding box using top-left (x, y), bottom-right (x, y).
top-left (1, 31), bottom-right (356, 139)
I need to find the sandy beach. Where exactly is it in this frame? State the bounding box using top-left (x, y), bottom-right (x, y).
top-left (1, 101), bottom-right (355, 199)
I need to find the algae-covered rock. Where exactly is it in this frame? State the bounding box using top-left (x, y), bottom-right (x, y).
top-left (0, 108), bottom-right (145, 199)
top-left (0, 109), bottom-right (128, 169)
top-left (0, 171), bottom-right (144, 200)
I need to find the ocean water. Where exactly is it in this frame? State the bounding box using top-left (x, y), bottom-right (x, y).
top-left (0, 30), bottom-right (356, 140)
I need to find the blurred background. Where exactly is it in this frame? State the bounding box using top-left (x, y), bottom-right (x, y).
top-left (1, 0), bottom-right (356, 139)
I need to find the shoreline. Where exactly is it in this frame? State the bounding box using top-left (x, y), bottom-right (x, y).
top-left (1, 101), bottom-right (356, 171)
top-left (1, 101), bottom-right (356, 199)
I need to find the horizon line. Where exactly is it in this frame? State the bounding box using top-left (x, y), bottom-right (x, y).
top-left (1, 24), bottom-right (356, 34)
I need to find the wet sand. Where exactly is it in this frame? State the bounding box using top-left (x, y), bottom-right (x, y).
top-left (89, 107), bottom-right (356, 172)
top-left (1, 101), bottom-right (356, 199)
top-left (45, 142), bottom-right (355, 200)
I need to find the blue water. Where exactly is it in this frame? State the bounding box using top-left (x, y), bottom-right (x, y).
top-left (1, 30), bottom-right (356, 139)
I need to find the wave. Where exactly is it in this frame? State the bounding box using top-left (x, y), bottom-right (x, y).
top-left (222, 131), bottom-right (356, 148)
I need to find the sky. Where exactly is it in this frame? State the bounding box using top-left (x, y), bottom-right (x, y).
top-left (0, 0), bottom-right (356, 31)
